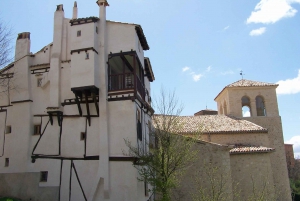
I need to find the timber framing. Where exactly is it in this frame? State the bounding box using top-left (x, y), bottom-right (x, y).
top-left (71, 86), bottom-right (99, 126)
top-left (0, 73), bottom-right (14, 79)
top-left (69, 16), bottom-right (99, 26)
top-left (70, 47), bottom-right (98, 55)
top-left (11, 99), bottom-right (33, 104)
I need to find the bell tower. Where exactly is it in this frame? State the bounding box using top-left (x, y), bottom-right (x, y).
top-left (214, 79), bottom-right (279, 117)
top-left (215, 79), bottom-right (291, 201)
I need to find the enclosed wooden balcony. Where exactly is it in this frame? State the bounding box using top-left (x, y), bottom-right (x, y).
top-left (108, 51), bottom-right (145, 102)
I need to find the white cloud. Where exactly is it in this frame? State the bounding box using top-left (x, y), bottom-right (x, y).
top-left (206, 66), bottom-right (212, 72)
top-left (223, 26), bottom-right (230, 30)
top-left (182, 66), bottom-right (190, 72)
top-left (247, 0), bottom-right (300, 24)
top-left (286, 135), bottom-right (300, 158)
top-left (249, 27), bottom-right (266, 36)
top-left (221, 70), bottom-right (234, 75)
top-left (243, 111), bottom-right (251, 117)
top-left (276, 69), bottom-right (300, 94)
top-left (191, 73), bottom-right (203, 82)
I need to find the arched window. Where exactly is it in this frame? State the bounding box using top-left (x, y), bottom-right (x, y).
top-left (256, 96), bottom-right (266, 116)
top-left (223, 101), bottom-right (227, 115)
top-left (242, 96), bottom-right (251, 117)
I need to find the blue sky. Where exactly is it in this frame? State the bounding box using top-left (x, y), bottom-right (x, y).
top-left (1, 0), bottom-right (300, 155)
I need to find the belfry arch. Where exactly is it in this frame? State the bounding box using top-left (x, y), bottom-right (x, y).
top-left (256, 95), bottom-right (266, 116)
top-left (241, 96), bottom-right (251, 117)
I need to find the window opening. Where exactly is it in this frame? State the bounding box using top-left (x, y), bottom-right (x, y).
top-left (96, 26), bottom-right (98, 34)
top-left (5, 158), bottom-right (9, 167)
top-left (256, 96), bottom-right (266, 116)
top-left (77, 30), bottom-right (81, 37)
top-left (85, 52), bottom-right (89, 59)
top-left (144, 181), bottom-right (149, 196)
top-left (37, 78), bottom-right (42, 87)
top-left (241, 96), bottom-right (251, 117)
top-left (5, 126), bottom-right (11, 134)
top-left (80, 132), bottom-right (86, 141)
top-left (40, 171), bottom-right (48, 182)
top-left (34, 125), bottom-right (41, 135)
top-left (137, 109), bottom-right (142, 141)
top-left (242, 106), bottom-right (251, 117)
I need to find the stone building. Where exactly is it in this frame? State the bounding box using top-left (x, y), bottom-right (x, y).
top-left (0, 1), bottom-right (155, 201)
top-left (172, 79), bottom-right (291, 201)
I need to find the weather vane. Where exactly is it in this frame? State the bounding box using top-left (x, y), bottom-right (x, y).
top-left (240, 70), bottom-right (245, 79)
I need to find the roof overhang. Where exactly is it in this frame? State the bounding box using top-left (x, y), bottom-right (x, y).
top-left (144, 57), bottom-right (155, 82)
top-left (135, 25), bottom-right (149, 50)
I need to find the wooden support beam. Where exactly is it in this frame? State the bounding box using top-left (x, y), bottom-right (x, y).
top-left (84, 90), bottom-right (91, 126)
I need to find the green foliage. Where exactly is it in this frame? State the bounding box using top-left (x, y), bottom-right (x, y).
top-left (0, 197), bottom-right (22, 201)
top-left (124, 89), bottom-right (201, 201)
top-left (291, 179), bottom-right (300, 201)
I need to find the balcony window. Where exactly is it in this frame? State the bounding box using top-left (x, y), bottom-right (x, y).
top-left (108, 51), bottom-right (145, 100)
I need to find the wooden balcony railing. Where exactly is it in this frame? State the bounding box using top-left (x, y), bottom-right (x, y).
top-left (108, 73), bottom-right (145, 101)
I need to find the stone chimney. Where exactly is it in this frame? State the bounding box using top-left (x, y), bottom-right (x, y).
top-left (48, 4), bottom-right (65, 109)
top-left (15, 32), bottom-right (31, 61)
top-left (72, 1), bottom-right (78, 19)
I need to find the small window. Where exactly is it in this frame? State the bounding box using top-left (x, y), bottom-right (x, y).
top-left (37, 78), bottom-right (42, 87)
top-left (137, 109), bottom-right (142, 141)
top-left (80, 132), bottom-right (86, 141)
top-left (96, 26), bottom-right (98, 34)
top-left (40, 171), bottom-right (48, 182)
top-left (34, 125), bottom-right (41, 135)
top-left (5, 126), bottom-right (11, 134)
top-left (85, 52), bottom-right (89, 59)
top-left (77, 30), bottom-right (81, 37)
top-left (144, 181), bottom-right (149, 196)
top-left (5, 158), bottom-right (9, 167)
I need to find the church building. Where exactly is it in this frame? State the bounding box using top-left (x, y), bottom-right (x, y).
top-left (173, 79), bottom-right (291, 201)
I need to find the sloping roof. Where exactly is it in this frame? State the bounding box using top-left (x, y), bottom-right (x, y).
top-left (153, 115), bottom-right (268, 134)
top-left (226, 79), bottom-right (278, 88)
top-left (215, 79), bottom-right (278, 100)
top-left (230, 146), bottom-right (275, 154)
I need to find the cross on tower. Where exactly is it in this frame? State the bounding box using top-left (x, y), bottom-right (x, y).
top-left (240, 70), bottom-right (244, 79)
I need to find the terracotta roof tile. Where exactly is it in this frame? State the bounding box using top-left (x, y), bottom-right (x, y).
top-left (226, 79), bottom-right (278, 88)
top-left (153, 115), bottom-right (267, 134)
top-left (214, 79), bottom-right (278, 100)
top-left (230, 146), bottom-right (275, 154)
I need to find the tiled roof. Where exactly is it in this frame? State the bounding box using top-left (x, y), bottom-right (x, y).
top-left (215, 79), bottom-right (278, 100)
top-left (230, 146), bottom-right (275, 154)
top-left (153, 115), bottom-right (268, 134)
top-left (226, 79), bottom-right (278, 88)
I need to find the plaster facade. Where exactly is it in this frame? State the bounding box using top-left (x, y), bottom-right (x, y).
top-left (0, 1), bottom-right (154, 201)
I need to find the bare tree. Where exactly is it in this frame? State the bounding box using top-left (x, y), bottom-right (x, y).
top-left (124, 89), bottom-right (201, 201)
top-left (0, 19), bottom-right (14, 98)
top-left (0, 20), bottom-right (13, 69)
top-left (192, 160), bottom-right (237, 201)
